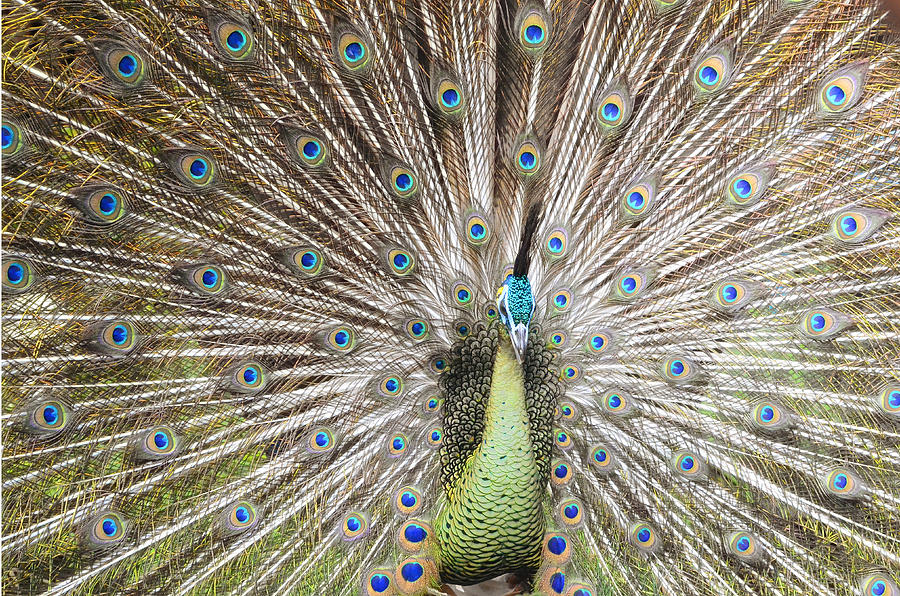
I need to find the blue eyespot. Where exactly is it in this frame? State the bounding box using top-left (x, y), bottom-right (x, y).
top-left (393, 253), bottom-right (409, 269)
top-left (7, 263), bottom-right (24, 284)
top-left (111, 324), bottom-right (129, 345)
top-left (458, 289), bottom-right (470, 302)
top-left (637, 528), bottom-right (650, 543)
top-left (732, 178), bottom-right (752, 198)
top-left (233, 506), bottom-right (249, 524)
top-left (401, 562), bottom-right (423, 582)
top-left (43, 405), bottom-right (59, 425)
top-left (699, 65), bottom-right (719, 86)
top-left (761, 406), bottom-right (774, 421)
top-left (525, 24), bottom-right (544, 44)
top-left (395, 173), bottom-right (412, 192)
top-left (555, 294), bottom-right (567, 307)
top-left (548, 536), bottom-right (566, 555)
top-left (393, 437), bottom-right (405, 450)
top-left (602, 102), bottom-right (620, 121)
top-left (810, 314), bottom-right (826, 331)
top-left (404, 524), bottom-right (427, 543)
top-left (302, 140), bottom-right (321, 159)
top-left (627, 191), bottom-right (644, 209)
top-left (346, 516), bottom-right (361, 532)
top-left (441, 88), bottom-right (460, 108)
top-left (102, 518), bottom-right (118, 536)
top-left (401, 492), bottom-right (416, 507)
top-left (98, 193), bottom-right (117, 215)
top-left (519, 151), bottom-right (536, 170)
top-left (608, 394), bottom-right (621, 408)
top-left (564, 504), bottom-right (578, 519)
top-left (547, 237), bottom-right (564, 254)
top-left (871, 581), bottom-right (886, 596)
top-left (117, 55), bottom-right (137, 77)
top-left (555, 464), bottom-right (568, 478)
top-left (431, 430), bottom-right (440, 441)
top-left (721, 284), bottom-right (738, 302)
top-left (840, 215), bottom-right (858, 236)
top-left (736, 536), bottom-right (750, 552)
top-left (1, 125), bottom-right (13, 149)
top-left (154, 431), bottom-right (169, 449)
top-left (621, 277), bottom-right (637, 293)
top-left (826, 84), bottom-right (846, 106)
top-left (189, 158), bottom-right (209, 179)
top-left (551, 572), bottom-right (565, 593)
top-left (201, 268), bottom-right (218, 288)
top-left (312, 431), bottom-right (328, 448)
top-left (226, 30), bottom-right (246, 51)
top-left (670, 360), bottom-right (685, 376)
top-left (680, 456), bottom-right (694, 471)
top-left (370, 574), bottom-right (391, 592)
top-left (833, 473), bottom-right (848, 490)
top-left (344, 42), bottom-right (364, 62)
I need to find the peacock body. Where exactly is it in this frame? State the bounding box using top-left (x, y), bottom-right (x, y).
top-left (2, 0), bottom-right (900, 594)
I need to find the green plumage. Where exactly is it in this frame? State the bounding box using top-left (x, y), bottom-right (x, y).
top-left (2, 0), bottom-right (900, 595)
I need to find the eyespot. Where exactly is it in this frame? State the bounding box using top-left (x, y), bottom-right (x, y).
top-left (211, 18), bottom-right (255, 61)
top-left (88, 320), bottom-right (139, 356)
top-left (554, 428), bottom-right (573, 450)
top-left (82, 511), bottom-right (128, 549)
top-left (452, 282), bottom-right (474, 307)
top-left (336, 31), bottom-right (371, 73)
top-left (307, 428), bottom-right (336, 454)
top-left (514, 140), bottom-right (542, 176)
top-left (860, 573), bottom-right (898, 596)
top-left (594, 79), bottom-right (633, 133)
top-left (340, 511), bottom-right (369, 541)
top-left (429, 355), bottom-right (448, 375)
top-left (180, 264), bottom-right (227, 295)
top-left (543, 532), bottom-right (571, 565)
top-left (551, 459), bottom-right (574, 486)
top-left (453, 321), bottom-right (471, 339)
top-left (567, 584), bottom-right (596, 596)
top-left (181, 154), bottom-right (215, 187)
top-left (723, 163), bottom-right (775, 208)
top-left (824, 467), bottom-right (866, 500)
top-left (3, 257), bottom-right (36, 294)
top-left (230, 361), bottom-right (266, 394)
top-left (395, 486), bottom-right (424, 516)
top-left (558, 401), bottom-right (577, 421)
top-left (364, 569), bottom-right (395, 596)
top-left (816, 61), bottom-right (868, 116)
top-left (425, 427), bottom-right (443, 448)
top-left (590, 444), bottom-right (617, 475)
top-left (537, 567), bottom-right (567, 595)
top-left (387, 248), bottom-right (416, 276)
top-left (710, 278), bottom-right (758, 312)
top-left (629, 520), bottom-right (660, 553)
top-left (1, 120), bottom-right (25, 158)
top-left (289, 247), bottom-right (325, 276)
top-left (619, 178), bottom-right (657, 223)
top-left (93, 40), bottom-right (146, 87)
top-left (465, 214), bottom-right (490, 246)
top-left (388, 165), bottom-right (418, 199)
top-left (601, 388), bottom-right (635, 416)
top-left (436, 78), bottom-right (465, 116)
top-left (557, 497), bottom-right (583, 527)
top-left (379, 375), bottom-right (404, 398)
top-left (830, 208), bottom-right (890, 244)
top-left (543, 228), bottom-right (568, 259)
top-left (877, 384), bottom-right (900, 418)
top-left (28, 400), bottom-right (69, 435)
top-left (693, 40), bottom-right (734, 95)
top-left (800, 308), bottom-right (853, 340)
top-left (405, 318), bottom-right (430, 341)
top-left (586, 330), bottom-right (613, 355)
top-left (726, 530), bottom-right (764, 564)
top-left (550, 289), bottom-right (572, 314)
top-left (395, 558), bottom-right (436, 593)
top-left (398, 520), bottom-right (432, 552)
top-left (387, 433), bottom-right (409, 458)
top-left (660, 356), bottom-right (699, 384)
top-left (137, 425), bottom-right (178, 460)
top-left (750, 401), bottom-right (792, 433)
top-left (78, 186), bottom-right (127, 224)
top-left (610, 269), bottom-right (650, 301)
top-left (484, 302), bottom-right (499, 320)
top-left (547, 330), bottom-right (568, 349)
top-left (422, 395), bottom-right (441, 415)
top-left (559, 364), bottom-right (581, 383)
top-left (671, 450), bottom-right (706, 480)
top-left (326, 326), bottom-right (356, 351)
top-left (518, 8), bottom-right (551, 52)
top-left (294, 134), bottom-right (328, 168)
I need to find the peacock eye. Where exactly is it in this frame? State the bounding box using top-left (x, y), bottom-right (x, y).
top-left (550, 289), bottom-right (572, 313)
top-left (3, 257), bottom-right (36, 294)
top-left (619, 177), bottom-right (657, 223)
top-left (543, 228), bottom-right (568, 259)
top-left (436, 78), bottom-right (465, 116)
top-left (594, 79), bottom-right (633, 133)
top-left (601, 388), bottom-right (635, 416)
top-left (823, 467), bottom-right (866, 500)
top-left (514, 140), bottom-right (542, 176)
top-left (610, 269), bottom-right (651, 301)
top-left (660, 356), bottom-right (699, 384)
top-left (140, 426), bottom-right (178, 458)
top-left (551, 460), bottom-right (573, 486)
top-left (29, 400), bottom-right (69, 434)
top-left (425, 427), bottom-right (443, 448)
top-left (749, 401), bottom-right (792, 433)
top-left (336, 31), bottom-right (371, 73)
top-left (816, 62), bottom-right (868, 115)
top-left (379, 375), bottom-right (404, 398)
top-left (829, 208), bottom-right (889, 244)
top-left (557, 497), bottom-right (583, 527)
top-left (288, 247), bottom-right (324, 276)
top-left (213, 20), bottom-right (254, 61)
top-left (94, 41), bottom-right (146, 87)
top-left (327, 326), bottom-right (356, 351)
top-left (518, 9), bottom-right (550, 52)
top-left (394, 486), bottom-right (424, 516)
top-left (1, 120), bottom-right (25, 158)
top-left (693, 40), bottom-right (734, 95)
top-left (84, 511), bottom-right (128, 549)
top-left (799, 307), bottom-right (852, 340)
top-left (405, 318), bottom-right (430, 341)
top-left (860, 573), bottom-right (898, 596)
top-left (723, 163), bottom-right (774, 208)
top-left (388, 165), bottom-right (419, 199)
top-left (387, 248), bottom-right (416, 276)
top-left (294, 134), bottom-right (327, 168)
top-left (453, 282), bottom-right (474, 307)
top-left (542, 532), bottom-right (570, 565)
top-left (92, 320), bottom-right (139, 356)
top-left (547, 330), bottom-right (567, 348)
top-left (465, 214), bottom-right (490, 246)
top-left (307, 427), bottom-right (336, 454)
top-left (387, 433), bottom-right (409, 457)
top-left (671, 450), bottom-right (705, 480)
top-left (628, 520), bottom-right (660, 553)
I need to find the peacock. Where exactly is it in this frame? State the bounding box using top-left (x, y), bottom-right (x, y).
top-left (3, 0), bottom-right (900, 594)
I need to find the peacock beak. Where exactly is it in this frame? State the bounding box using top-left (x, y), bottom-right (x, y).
top-left (510, 323), bottom-right (529, 364)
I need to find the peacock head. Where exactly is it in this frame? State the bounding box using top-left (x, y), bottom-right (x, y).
top-left (496, 274), bottom-right (535, 363)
